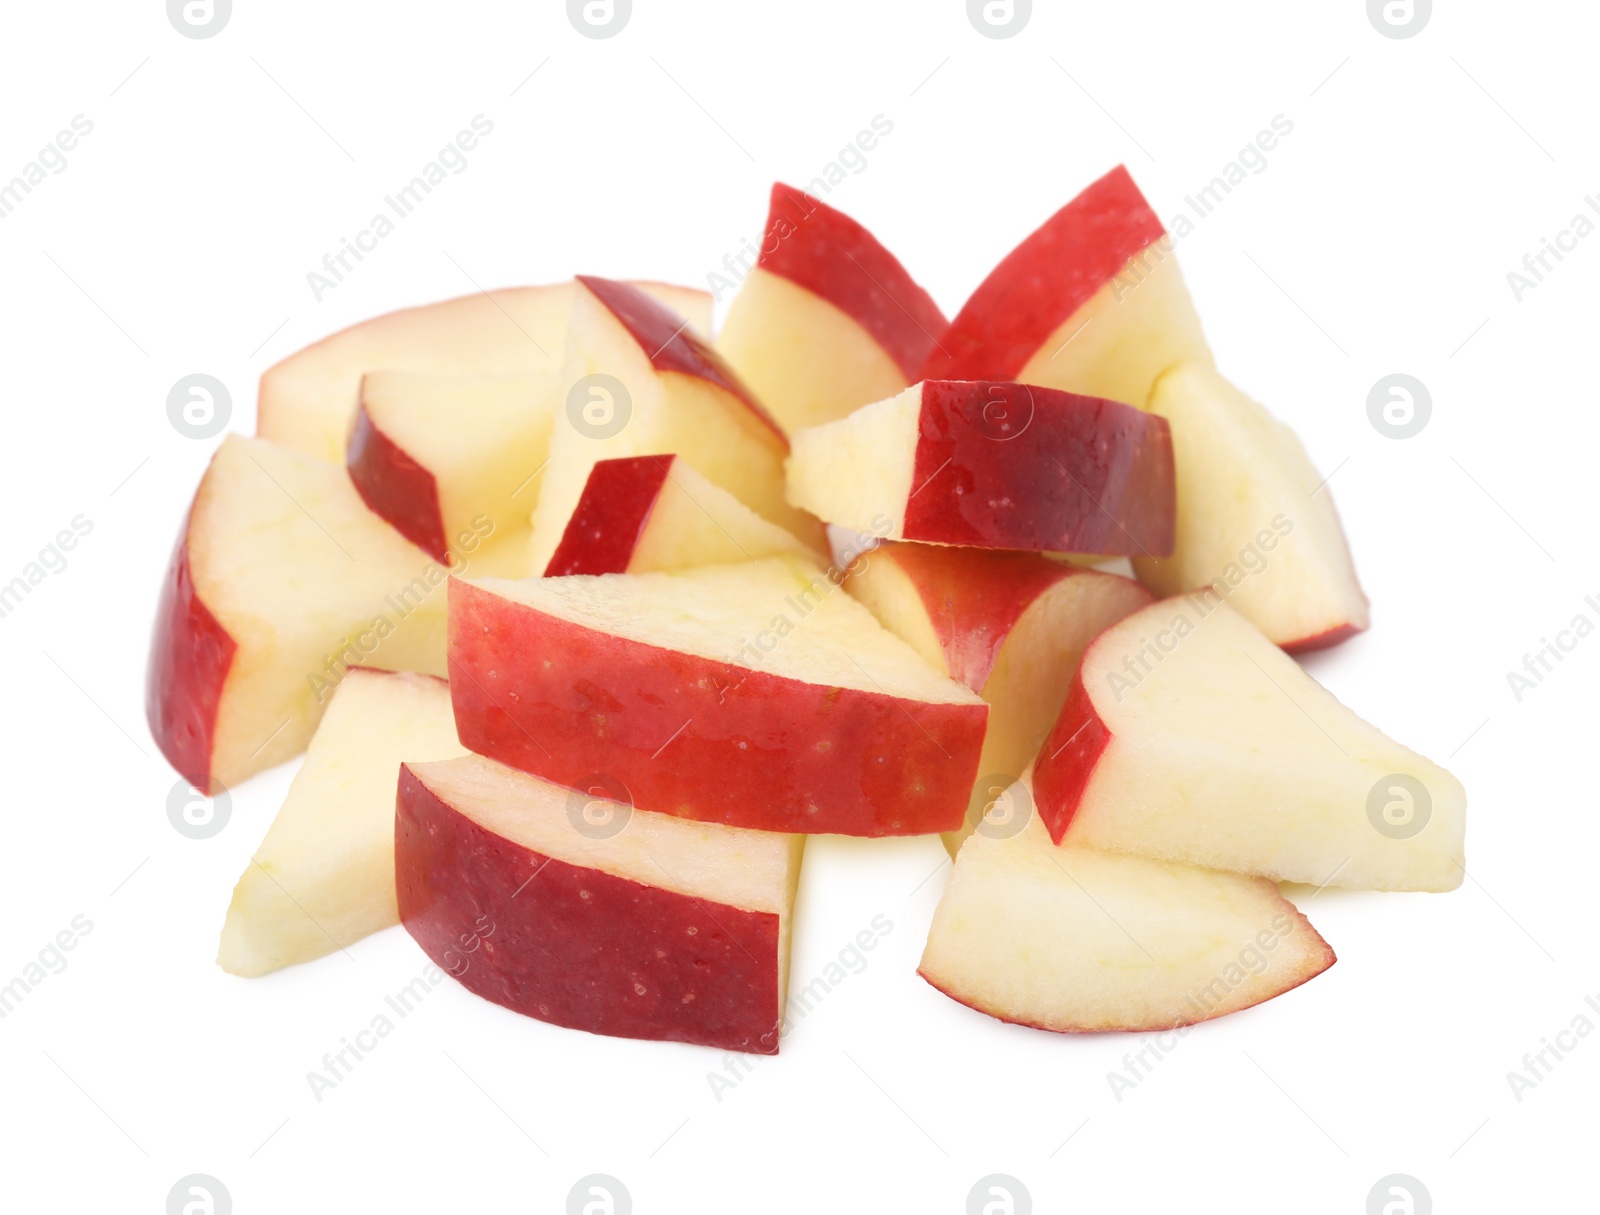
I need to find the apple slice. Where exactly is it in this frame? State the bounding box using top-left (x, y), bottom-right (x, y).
top-left (347, 371), bottom-right (556, 567)
top-left (259, 280), bottom-right (712, 463)
top-left (785, 380), bottom-right (1175, 556)
top-left (449, 555), bottom-right (988, 836)
top-left (845, 543), bottom-right (1152, 853)
top-left (527, 276), bottom-right (825, 573)
top-left (919, 783), bottom-right (1336, 1032)
top-left (397, 753), bottom-right (803, 1054)
top-left (921, 166), bottom-right (1212, 408)
top-left (545, 454), bottom-right (821, 576)
top-left (1034, 595), bottom-right (1466, 891)
top-left (717, 183), bottom-right (948, 434)
top-left (216, 669), bottom-right (466, 976)
top-left (1131, 363), bottom-right (1369, 651)
top-left (147, 436), bottom-right (452, 792)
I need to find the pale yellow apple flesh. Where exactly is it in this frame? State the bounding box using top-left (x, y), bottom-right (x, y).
top-left (356, 370), bottom-right (557, 569)
top-left (1131, 362), bottom-right (1369, 650)
top-left (844, 546), bottom-right (1152, 855)
top-left (785, 386), bottom-right (920, 535)
top-left (259, 281), bottom-right (712, 463)
top-left (541, 454), bottom-right (821, 577)
top-left (216, 669), bottom-right (467, 976)
top-left (527, 283), bottom-right (820, 573)
top-left (1016, 245), bottom-right (1213, 409)
top-left (718, 269), bottom-right (909, 434)
top-left (477, 556), bottom-right (983, 711)
top-left (1037, 596), bottom-right (1466, 892)
top-left (920, 790), bottom-right (1336, 1032)
top-left (626, 457), bottom-right (821, 570)
top-left (172, 436), bottom-right (451, 786)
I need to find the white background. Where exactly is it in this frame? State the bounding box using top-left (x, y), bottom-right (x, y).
top-left (0, 1), bottom-right (1594, 1211)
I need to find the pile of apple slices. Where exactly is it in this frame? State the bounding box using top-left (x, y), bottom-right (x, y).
top-left (150, 167), bottom-right (1464, 1053)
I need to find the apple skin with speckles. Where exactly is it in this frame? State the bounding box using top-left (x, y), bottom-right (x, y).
top-left (905, 381), bottom-right (1175, 555)
top-left (446, 575), bottom-right (987, 836)
top-left (785, 380), bottom-right (1175, 557)
top-left (396, 762), bottom-right (786, 1053)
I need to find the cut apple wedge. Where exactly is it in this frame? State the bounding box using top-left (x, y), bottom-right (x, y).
top-left (348, 371), bottom-right (556, 567)
top-left (845, 542), bottom-right (1152, 853)
top-left (921, 165), bottom-right (1212, 408)
top-left (919, 784), bottom-right (1336, 1033)
top-left (216, 669), bottom-right (466, 976)
top-left (147, 435), bottom-right (454, 792)
top-left (1131, 363), bottom-right (1369, 651)
top-left (397, 753), bottom-right (803, 1053)
top-left (1034, 595), bottom-right (1466, 891)
top-left (259, 280), bottom-right (712, 463)
top-left (786, 380), bottom-right (1175, 556)
top-left (527, 276), bottom-right (825, 573)
top-left (717, 183), bottom-right (948, 434)
top-left (544, 454), bottom-right (821, 576)
top-left (448, 555), bottom-right (988, 835)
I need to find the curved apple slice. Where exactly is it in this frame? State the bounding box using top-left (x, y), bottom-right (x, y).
top-left (717, 183), bottom-right (947, 434)
top-left (147, 436), bottom-right (451, 792)
top-left (919, 784), bottom-right (1336, 1033)
top-left (397, 753), bottom-right (803, 1054)
top-left (448, 555), bottom-right (988, 836)
top-left (1034, 596), bottom-right (1466, 891)
top-left (785, 380), bottom-right (1175, 556)
top-left (1131, 363), bottom-right (1369, 651)
top-left (528, 277), bottom-right (824, 574)
top-left (259, 280), bottom-right (712, 463)
top-left (921, 165), bottom-right (1212, 408)
top-left (217, 669), bottom-right (466, 976)
top-left (845, 543), bottom-right (1152, 854)
top-left (347, 371), bottom-right (556, 566)
top-left (545, 454), bottom-right (821, 576)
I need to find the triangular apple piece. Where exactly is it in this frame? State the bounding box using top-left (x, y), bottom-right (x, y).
top-left (921, 165), bottom-right (1213, 408)
top-left (398, 753), bottom-right (803, 1054)
top-left (217, 669), bottom-right (466, 976)
top-left (259, 280), bottom-right (711, 463)
top-left (544, 454), bottom-right (822, 576)
top-left (718, 183), bottom-right (948, 434)
top-left (347, 371), bottom-right (556, 569)
top-left (786, 380), bottom-right (1174, 555)
top-left (846, 542), bottom-right (1152, 854)
top-left (1132, 363), bottom-right (1369, 651)
top-left (147, 436), bottom-right (454, 791)
top-left (1034, 595), bottom-right (1466, 891)
top-left (919, 778), bottom-right (1336, 1032)
top-left (527, 277), bottom-right (824, 572)
top-left (449, 555), bottom-right (988, 835)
